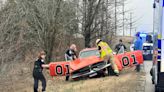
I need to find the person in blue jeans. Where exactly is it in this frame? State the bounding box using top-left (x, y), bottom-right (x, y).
top-left (134, 32), bottom-right (143, 72)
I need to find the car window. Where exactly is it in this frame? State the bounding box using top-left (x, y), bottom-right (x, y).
top-left (143, 46), bottom-right (153, 50)
top-left (79, 50), bottom-right (100, 58)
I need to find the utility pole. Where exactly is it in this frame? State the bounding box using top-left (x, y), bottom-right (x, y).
top-left (122, 0), bottom-right (125, 36)
top-left (130, 12), bottom-right (132, 36)
top-left (115, 0), bottom-right (117, 36)
top-left (153, 0), bottom-right (156, 34)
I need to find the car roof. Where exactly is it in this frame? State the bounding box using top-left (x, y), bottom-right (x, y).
top-left (80, 48), bottom-right (98, 52)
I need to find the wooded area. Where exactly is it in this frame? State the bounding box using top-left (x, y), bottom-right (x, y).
top-left (0, 0), bottom-right (134, 63)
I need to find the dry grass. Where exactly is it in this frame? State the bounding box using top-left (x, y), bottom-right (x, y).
top-left (0, 65), bottom-right (142, 92)
top-left (46, 68), bottom-right (139, 92)
top-left (0, 36), bottom-right (141, 92)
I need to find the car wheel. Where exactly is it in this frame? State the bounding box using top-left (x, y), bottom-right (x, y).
top-left (97, 70), bottom-right (106, 77)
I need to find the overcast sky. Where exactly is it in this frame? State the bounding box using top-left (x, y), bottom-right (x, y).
top-left (125, 0), bottom-right (154, 36)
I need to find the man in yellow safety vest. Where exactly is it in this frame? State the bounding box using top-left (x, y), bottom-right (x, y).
top-left (96, 39), bottom-right (119, 76)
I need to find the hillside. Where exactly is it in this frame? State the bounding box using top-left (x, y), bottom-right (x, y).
top-left (0, 60), bottom-right (145, 92)
top-left (0, 36), bottom-right (137, 92)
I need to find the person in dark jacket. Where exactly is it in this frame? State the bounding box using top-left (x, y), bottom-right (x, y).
top-left (33, 51), bottom-right (46, 92)
top-left (115, 39), bottom-right (127, 54)
top-left (65, 44), bottom-right (77, 61)
top-left (65, 44), bottom-right (77, 81)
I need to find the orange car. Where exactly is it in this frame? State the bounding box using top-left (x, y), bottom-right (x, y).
top-left (47, 48), bottom-right (144, 80)
top-left (70, 48), bottom-right (111, 79)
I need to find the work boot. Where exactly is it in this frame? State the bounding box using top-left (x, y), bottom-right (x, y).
top-left (114, 70), bottom-right (119, 76)
top-left (115, 73), bottom-right (119, 76)
top-left (65, 75), bottom-right (69, 81)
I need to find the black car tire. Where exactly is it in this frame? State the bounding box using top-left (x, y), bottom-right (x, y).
top-left (97, 69), bottom-right (106, 77)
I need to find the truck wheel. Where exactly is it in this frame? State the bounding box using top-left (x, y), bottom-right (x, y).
top-left (155, 85), bottom-right (159, 92)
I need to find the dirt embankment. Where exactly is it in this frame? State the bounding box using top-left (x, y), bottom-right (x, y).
top-left (0, 61), bottom-right (145, 92)
top-left (0, 36), bottom-right (140, 92)
top-left (46, 68), bottom-right (145, 92)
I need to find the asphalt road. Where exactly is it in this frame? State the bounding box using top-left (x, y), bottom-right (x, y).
top-left (144, 60), bottom-right (155, 92)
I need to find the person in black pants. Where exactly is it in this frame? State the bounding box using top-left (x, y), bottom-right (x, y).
top-left (65, 44), bottom-right (77, 81)
top-left (33, 51), bottom-right (46, 92)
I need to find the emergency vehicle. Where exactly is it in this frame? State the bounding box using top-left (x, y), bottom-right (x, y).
top-left (140, 33), bottom-right (153, 60)
top-left (150, 0), bottom-right (164, 91)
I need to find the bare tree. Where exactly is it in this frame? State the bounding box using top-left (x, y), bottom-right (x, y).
top-left (81, 0), bottom-right (103, 47)
top-left (0, 0), bottom-right (135, 65)
top-left (0, 0), bottom-right (78, 63)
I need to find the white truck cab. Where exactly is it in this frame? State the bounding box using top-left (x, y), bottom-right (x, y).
top-left (151, 0), bottom-right (164, 91)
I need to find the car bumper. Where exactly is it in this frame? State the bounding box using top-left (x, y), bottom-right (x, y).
top-left (71, 64), bottom-right (111, 79)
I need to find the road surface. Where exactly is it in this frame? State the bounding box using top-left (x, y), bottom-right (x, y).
top-left (144, 60), bottom-right (154, 92)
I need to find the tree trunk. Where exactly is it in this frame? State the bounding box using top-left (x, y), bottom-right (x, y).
top-left (84, 28), bottom-right (91, 47)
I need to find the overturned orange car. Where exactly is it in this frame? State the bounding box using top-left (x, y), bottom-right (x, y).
top-left (47, 48), bottom-right (144, 80)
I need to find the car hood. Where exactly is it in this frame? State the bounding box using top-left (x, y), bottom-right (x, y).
top-left (70, 56), bottom-right (103, 71)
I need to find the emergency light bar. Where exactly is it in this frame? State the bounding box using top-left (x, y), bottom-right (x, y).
top-left (139, 33), bottom-right (147, 37)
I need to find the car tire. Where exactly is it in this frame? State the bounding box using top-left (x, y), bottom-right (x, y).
top-left (97, 70), bottom-right (105, 77)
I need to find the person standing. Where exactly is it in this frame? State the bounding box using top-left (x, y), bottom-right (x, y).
top-left (115, 39), bottom-right (127, 54)
top-left (65, 44), bottom-right (77, 81)
top-left (134, 33), bottom-right (143, 51)
top-left (33, 51), bottom-right (47, 92)
top-left (134, 32), bottom-right (143, 72)
top-left (96, 39), bottom-right (119, 76)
